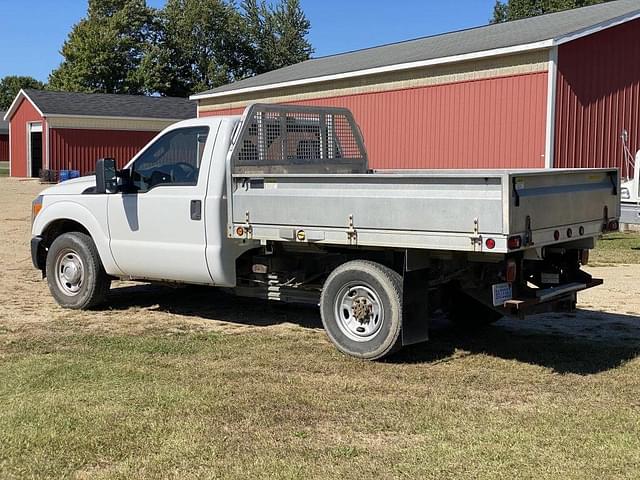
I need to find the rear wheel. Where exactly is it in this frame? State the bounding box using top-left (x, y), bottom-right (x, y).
top-left (46, 232), bottom-right (111, 309)
top-left (320, 260), bottom-right (403, 360)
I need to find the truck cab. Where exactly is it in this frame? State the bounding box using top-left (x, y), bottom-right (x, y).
top-left (32, 116), bottom-right (251, 288)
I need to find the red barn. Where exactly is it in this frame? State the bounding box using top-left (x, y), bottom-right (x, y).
top-left (193, 0), bottom-right (640, 174)
top-left (0, 112), bottom-right (8, 169)
top-left (3, 90), bottom-right (195, 178)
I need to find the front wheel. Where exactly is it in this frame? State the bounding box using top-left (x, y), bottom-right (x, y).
top-left (320, 260), bottom-right (403, 360)
top-left (46, 232), bottom-right (111, 309)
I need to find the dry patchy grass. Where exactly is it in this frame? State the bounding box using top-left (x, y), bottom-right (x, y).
top-left (1, 315), bottom-right (639, 480)
top-left (592, 232), bottom-right (640, 264)
top-left (0, 177), bottom-right (639, 479)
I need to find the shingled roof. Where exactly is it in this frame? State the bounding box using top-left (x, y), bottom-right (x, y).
top-left (4, 89), bottom-right (196, 122)
top-left (192, 0), bottom-right (640, 100)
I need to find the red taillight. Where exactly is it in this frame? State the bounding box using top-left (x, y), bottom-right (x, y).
top-left (553, 230), bottom-right (560, 241)
top-left (581, 249), bottom-right (590, 266)
top-left (506, 259), bottom-right (517, 283)
top-left (507, 236), bottom-right (522, 250)
top-left (485, 238), bottom-right (496, 250)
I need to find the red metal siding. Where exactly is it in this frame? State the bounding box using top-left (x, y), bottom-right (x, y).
top-left (201, 72), bottom-right (548, 169)
top-left (8, 98), bottom-right (45, 177)
top-left (0, 134), bottom-right (8, 162)
top-left (49, 128), bottom-right (158, 174)
top-left (555, 19), bottom-right (640, 174)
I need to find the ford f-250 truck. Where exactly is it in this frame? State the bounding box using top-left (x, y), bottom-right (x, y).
top-left (30, 104), bottom-right (620, 360)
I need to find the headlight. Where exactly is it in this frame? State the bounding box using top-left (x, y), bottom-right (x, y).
top-left (31, 195), bottom-right (43, 225)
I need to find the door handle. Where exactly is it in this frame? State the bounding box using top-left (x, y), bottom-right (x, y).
top-left (190, 200), bottom-right (202, 220)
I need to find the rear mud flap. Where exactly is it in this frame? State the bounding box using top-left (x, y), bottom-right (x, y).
top-left (401, 268), bottom-right (430, 346)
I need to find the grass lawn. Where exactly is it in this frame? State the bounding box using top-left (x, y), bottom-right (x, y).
top-left (591, 232), bottom-right (640, 264)
top-left (0, 162), bottom-right (8, 177)
top-left (1, 325), bottom-right (639, 479)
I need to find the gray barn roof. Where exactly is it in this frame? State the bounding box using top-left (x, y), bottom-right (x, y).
top-left (0, 112), bottom-right (8, 135)
top-left (6, 89), bottom-right (195, 121)
top-left (193, 0), bottom-right (640, 100)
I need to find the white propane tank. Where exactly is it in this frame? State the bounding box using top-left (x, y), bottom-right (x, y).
top-left (632, 150), bottom-right (640, 203)
top-left (621, 149), bottom-right (640, 203)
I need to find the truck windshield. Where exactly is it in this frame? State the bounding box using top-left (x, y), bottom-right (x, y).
top-left (130, 126), bottom-right (209, 192)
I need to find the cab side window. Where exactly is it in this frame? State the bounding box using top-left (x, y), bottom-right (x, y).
top-left (131, 127), bottom-right (209, 192)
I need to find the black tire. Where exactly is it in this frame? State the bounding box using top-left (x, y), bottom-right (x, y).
top-left (46, 232), bottom-right (111, 309)
top-left (445, 289), bottom-right (503, 329)
top-left (320, 260), bottom-right (403, 360)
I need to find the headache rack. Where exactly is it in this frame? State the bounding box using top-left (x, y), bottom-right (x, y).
top-left (229, 103), bottom-right (368, 175)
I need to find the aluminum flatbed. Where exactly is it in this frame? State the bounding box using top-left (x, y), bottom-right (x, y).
top-left (230, 168), bottom-right (619, 254)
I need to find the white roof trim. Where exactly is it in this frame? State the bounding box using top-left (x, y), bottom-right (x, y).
top-left (3, 89), bottom-right (44, 121)
top-left (46, 114), bottom-right (185, 122)
top-left (191, 9), bottom-right (640, 102)
top-left (553, 10), bottom-right (640, 45)
top-left (190, 40), bottom-right (554, 101)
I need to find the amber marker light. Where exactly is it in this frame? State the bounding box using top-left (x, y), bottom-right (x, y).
top-left (31, 196), bottom-right (43, 225)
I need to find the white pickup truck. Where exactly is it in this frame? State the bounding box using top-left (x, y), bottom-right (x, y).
top-left (31, 104), bottom-right (620, 360)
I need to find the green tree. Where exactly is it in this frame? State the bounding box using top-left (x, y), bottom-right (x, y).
top-left (48, 0), bottom-right (155, 94)
top-left (141, 0), bottom-right (248, 97)
top-left (492, 0), bottom-right (613, 23)
top-left (242, 0), bottom-right (313, 75)
top-left (144, 0), bottom-right (313, 97)
top-left (0, 76), bottom-right (45, 110)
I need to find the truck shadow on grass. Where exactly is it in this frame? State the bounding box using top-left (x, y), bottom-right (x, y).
top-left (107, 283), bottom-right (639, 375)
top-left (108, 283), bottom-right (323, 330)
top-left (396, 311), bottom-right (640, 375)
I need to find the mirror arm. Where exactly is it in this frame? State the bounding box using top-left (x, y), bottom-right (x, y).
top-left (95, 158), bottom-right (117, 194)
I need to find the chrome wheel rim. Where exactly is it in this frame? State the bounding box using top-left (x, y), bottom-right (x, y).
top-left (55, 249), bottom-right (84, 296)
top-left (334, 282), bottom-right (384, 342)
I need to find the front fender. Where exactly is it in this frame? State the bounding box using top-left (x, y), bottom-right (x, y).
top-left (32, 199), bottom-right (123, 277)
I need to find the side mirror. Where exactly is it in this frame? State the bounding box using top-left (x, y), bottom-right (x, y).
top-left (95, 158), bottom-right (117, 194)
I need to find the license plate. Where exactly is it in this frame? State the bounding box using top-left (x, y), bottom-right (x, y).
top-left (492, 282), bottom-right (513, 306)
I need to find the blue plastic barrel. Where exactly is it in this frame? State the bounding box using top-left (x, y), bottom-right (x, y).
top-left (59, 170), bottom-right (70, 182)
top-left (70, 170), bottom-right (80, 179)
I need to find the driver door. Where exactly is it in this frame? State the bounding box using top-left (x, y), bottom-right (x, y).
top-left (107, 124), bottom-right (218, 284)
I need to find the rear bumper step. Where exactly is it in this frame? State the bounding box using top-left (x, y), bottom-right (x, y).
top-left (535, 282), bottom-right (587, 301)
top-left (503, 279), bottom-right (603, 313)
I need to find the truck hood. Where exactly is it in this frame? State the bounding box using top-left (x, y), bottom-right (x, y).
top-left (39, 176), bottom-right (96, 196)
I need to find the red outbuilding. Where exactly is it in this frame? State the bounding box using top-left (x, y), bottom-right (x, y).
top-left (0, 112), bottom-right (8, 168)
top-left (192, 0), bottom-right (640, 174)
top-left (3, 90), bottom-right (195, 178)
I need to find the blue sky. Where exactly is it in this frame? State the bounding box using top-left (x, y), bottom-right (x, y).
top-left (0, 0), bottom-right (496, 82)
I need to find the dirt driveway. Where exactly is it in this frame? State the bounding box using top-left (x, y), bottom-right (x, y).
top-left (1, 176), bottom-right (639, 345)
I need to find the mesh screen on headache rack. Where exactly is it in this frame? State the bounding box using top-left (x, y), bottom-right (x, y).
top-left (231, 104), bottom-right (368, 175)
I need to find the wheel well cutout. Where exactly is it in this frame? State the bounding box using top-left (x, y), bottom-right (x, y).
top-left (42, 220), bottom-right (91, 248)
